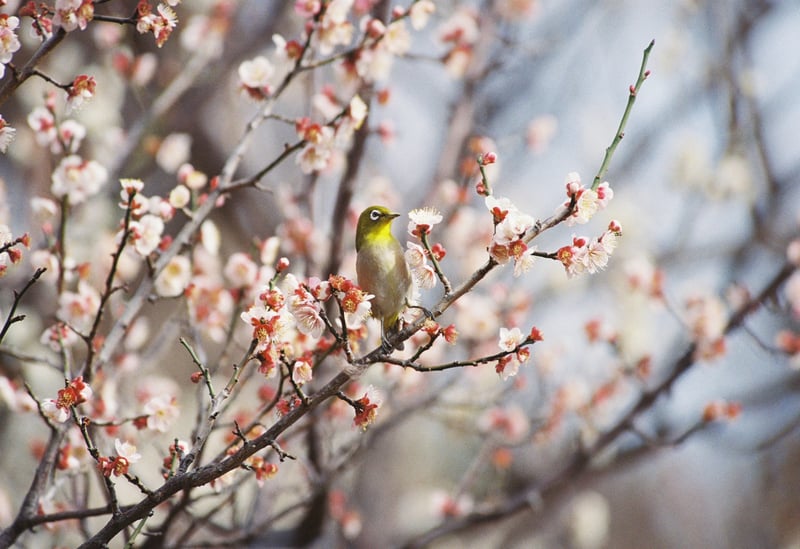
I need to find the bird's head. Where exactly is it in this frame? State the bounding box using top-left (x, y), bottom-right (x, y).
top-left (356, 205), bottom-right (400, 252)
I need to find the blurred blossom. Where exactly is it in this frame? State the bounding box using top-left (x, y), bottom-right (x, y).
top-left (186, 276), bottom-right (235, 342)
top-left (438, 8), bottom-right (479, 46)
top-left (143, 394), bottom-right (179, 432)
top-left (124, 317), bottom-right (150, 351)
top-left (180, 13), bottom-right (226, 57)
top-left (169, 184), bottom-right (191, 209)
top-left (455, 293), bottom-right (499, 340)
top-left (53, 0), bottom-right (94, 32)
top-left (130, 214), bottom-right (165, 256)
top-left (430, 490), bottom-right (473, 519)
top-left (238, 55), bottom-right (274, 91)
top-left (526, 114), bottom-right (558, 154)
top-left (199, 220), bottom-right (221, 255)
top-left (30, 250), bottom-right (61, 284)
top-left (224, 252), bottom-right (258, 288)
top-left (478, 404), bottom-right (529, 443)
top-left (496, 0), bottom-right (539, 20)
top-left (154, 255), bottom-right (192, 297)
top-left (260, 236), bottom-right (281, 265)
top-left (66, 74), bottom-right (96, 113)
top-left (672, 135), bottom-right (712, 190)
top-left (51, 155), bottom-right (108, 204)
top-left (0, 15), bottom-right (21, 78)
top-left (156, 133), bottom-right (191, 173)
top-left (316, 0), bottom-right (354, 55)
top-left (785, 272), bottom-right (800, 318)
top-left (136, 2), bottom-right (178, 48)
top-left (382, 20), bottom-right (411, 55)
top-left (0, 115), bottom-right (15, 152)
top-left (409, 1), bottom-right (435, 30)
top-left (569, 491), bottom-right (610, 549)
top-left (57, 281), bottom-right (101, 333)
top-left (27, 107), bottom-right (56, 148)
top-left (177, 163), bottom-right (208, 190)
top-left (711, 152), bottom-right (753, 200)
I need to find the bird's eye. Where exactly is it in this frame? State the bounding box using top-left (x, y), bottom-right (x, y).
top-left (369, 209), bottom-right (381, 221)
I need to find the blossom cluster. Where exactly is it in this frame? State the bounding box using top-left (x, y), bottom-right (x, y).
top-left (405, 207), bottom-right (445, 290)
top-left (485, 196), bottom-right (538, 276)
top-left (556, 220), bottom-right (621, 278)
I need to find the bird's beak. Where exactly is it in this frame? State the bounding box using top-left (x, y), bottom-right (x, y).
top-left (388, 212), bottom-right (400, 219)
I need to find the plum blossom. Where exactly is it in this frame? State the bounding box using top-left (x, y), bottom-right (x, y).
top-left (186, 276), bottom-right (235, 342)
top-left (431, 490), bottom-right (474, 518)
top-left (478, 404), bottom-right (529, 443)
top-left (0, 14), bottom-right (21, 78)
top-left (137, 2), bottom-right (178, 48)
top-left (53, 0), bottom-right (94, 31)
top-left (352, 386), bottom-right (381, 430)
top-left (27, 107), bottom-right (57, 148)
top-left (154, 255), bottom-right (192, 297)
top-left (169, 184), bottom-right (191, 209)
top-left (156, 133), bottom-right (191, 173)
top-left (296, 123), bottom-right (336, 174)
top-left (130, 214), bottom-right (165, 256)
top-left (143, 394), bottom-right (180, 432)
top-left (51, 155), bottom-right (108, 204)
top-left (0, 115), bottom-right (15, 153)
top-left (409, 1), bottom-right (435, 30)
top-left (240, 287), bottom-right (294, 353)
top-left (407, 207), bottom-right (442, 237)
top-left (58, 281), bottom-right (101, 333)
top-left (316, 0), bottom-right (354, 55)
top-left (238, 56), bottom-right (274, 99)
top-left (498, 326), bottom-right (525, 352)
top-left (292, 355), bottom-right (313, 386)
top-left (66, 75), bottom-right (96, 112)
top-left (286, 277), bottom-right (327, 339)
top-left (224, 252), bottom-right (258, 288)
top-left (40, 321), bottom-right (81, 351)
top-left (99, 439), bottom-right (142, 477)
top-left (41, 377), bottom-right (93, 424)
top-left (563, 172), bottom-right (614, 226)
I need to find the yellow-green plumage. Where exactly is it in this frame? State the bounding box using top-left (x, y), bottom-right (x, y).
top-left (356, 206), bottom-right (412, 345)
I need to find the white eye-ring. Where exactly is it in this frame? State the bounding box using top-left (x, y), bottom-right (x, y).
top-left (369, 209), bottom-right (381, 221)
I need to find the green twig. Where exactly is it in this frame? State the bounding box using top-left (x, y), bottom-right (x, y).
top-left (592, 39), bottom-right (655, 190)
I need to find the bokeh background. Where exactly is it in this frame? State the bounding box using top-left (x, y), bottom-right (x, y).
top-left (1, 1), bottom-right (799, 548)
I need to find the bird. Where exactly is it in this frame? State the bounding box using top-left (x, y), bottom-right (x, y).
top-left (356, 205), bottom-right (412, 351)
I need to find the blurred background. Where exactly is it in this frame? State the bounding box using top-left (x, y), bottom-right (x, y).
top-left (1, 0), bottom-right (799, 548)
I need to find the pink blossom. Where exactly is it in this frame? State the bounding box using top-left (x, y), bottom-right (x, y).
top-left (53, 0), bottom-right (94, 32)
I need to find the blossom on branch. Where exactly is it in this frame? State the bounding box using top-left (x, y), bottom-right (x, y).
top-left (66, 75), bottom-right (96, 112)
top-left (53, 0), bottom-right (94, 32)
top-left (0, 14), bottom-right (21, 79)
top-left (137, 1), bottom-right (178, 48)
top-left (98, 439), bottom-right (142, 477)
top-left (41, 376), bottom-right (93, 424)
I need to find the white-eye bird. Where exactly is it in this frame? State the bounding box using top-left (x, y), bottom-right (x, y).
top-left (356, 205), bottom-right (412, 350)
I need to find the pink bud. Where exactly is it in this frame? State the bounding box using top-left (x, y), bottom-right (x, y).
top-left (366, 18), bottom-right (386, 38)
top-left (566, 181), bottom-right (581, 197)
top-left (608, 219), bottom-right (622, 233)
top-left (481, 151), bottom-right (497, 165)
top-left (277, 257), bottom-right (290, 272)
